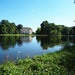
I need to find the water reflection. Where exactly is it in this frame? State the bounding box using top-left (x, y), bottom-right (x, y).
top-left (0, 36), bottom-right (75, 51)
top-left (0, 36), bottom-right (33, 50)
top-left (36, 36), bottom-right (75, 50)
top-left (0, 35), bottom-right (75, 64)
top-left (17, 36), bottom-right (32, 46)
top-left (0, 36), bottom-right (19, 50)
top-left (20, 36), bottom-right (32, 43)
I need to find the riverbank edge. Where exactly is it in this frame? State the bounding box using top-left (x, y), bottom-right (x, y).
top-left (0, 34), bottom-right (47, 36)
top-left (0, 45), bottom-right (75, 75)
top-left (0, 34), bottom-right (74, 36)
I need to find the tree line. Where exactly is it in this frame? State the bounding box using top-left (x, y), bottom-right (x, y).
top-left (0, 20), bottom-right (75, 35)
top-left (36, 21), bottom-right (75, 35)
top-left (0, 20), bottom-right (23, 34)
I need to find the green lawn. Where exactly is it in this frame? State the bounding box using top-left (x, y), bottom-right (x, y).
top-left (0, 34), bottom-right (34, 36)
top-left (0, 45), bottom-right (75, 75)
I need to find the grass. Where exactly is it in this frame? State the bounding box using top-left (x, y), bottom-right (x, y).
top-left (0, 45), bottom-right (75, 75)
top-left (0, 34), bottom-right (74, 36)
top-left (0, 34), bottom-right (43, 38)
top-left (0, 34), bottom-right (48, 36)
top-left (0, 34), bottom-right (34, 36)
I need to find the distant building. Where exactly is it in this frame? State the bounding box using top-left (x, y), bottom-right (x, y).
top-left (20, 27), bottom-right (33, 34)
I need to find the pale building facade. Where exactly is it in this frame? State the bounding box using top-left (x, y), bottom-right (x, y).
top-left (20, 27), bottom-right (33, 34)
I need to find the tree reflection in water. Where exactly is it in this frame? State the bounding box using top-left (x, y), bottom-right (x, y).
top-left (0, 35), bottom-right (75, 51)
top-left (0, 36), bottom-right (33, 50)
top-left (36, 36), bottom-right (75, 50)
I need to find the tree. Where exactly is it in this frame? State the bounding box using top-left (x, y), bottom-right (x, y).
top-left (38, 21), bottom-right (63, 35)
top-left (9, 23), bottom-right (19, 34)
top-left (0, 20), bottom-right (10, 34)
top-left (17, 24), bottom-right (23, 33)
top-left (36, 28), bottom-right (41, 34)
top-left (55, 25), bottom-right (62, 35)
top-left (17, 24), bottom-right (23, 29)
top-left (1, 24), bottom-right (8, 34)
top-left (0, 20), bottom-right (10, 25)
top-left (61, 27), bottom-right (69, 35)
top-left (41, 21), bottom-right (49, 34)
top-left (0, 19), bottom-right (19, 34)
top-left (72, 26), bottom-right (75, 35)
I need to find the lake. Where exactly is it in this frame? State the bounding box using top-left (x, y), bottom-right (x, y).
top-left (0, 35), bottom-right (74, 64)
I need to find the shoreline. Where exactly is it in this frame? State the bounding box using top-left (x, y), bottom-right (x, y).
top-left (0, 45), bottom-right (75, 74)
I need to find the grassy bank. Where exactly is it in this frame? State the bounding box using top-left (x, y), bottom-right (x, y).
top-left (0, 46), bottom-right (75, 75)
top-left (0, 34), bottom-right (74, 36)
top-left (0, 34), bottom-right (34, 36)
top-left (0, 34), bottom-right (48, 36)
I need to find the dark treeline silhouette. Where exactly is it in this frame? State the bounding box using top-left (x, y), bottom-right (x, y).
top-left (36, 20), bottom-right (75, 35)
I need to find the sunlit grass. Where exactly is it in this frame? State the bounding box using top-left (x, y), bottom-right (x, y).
top-left (0, 34), bottom-right (34, 36)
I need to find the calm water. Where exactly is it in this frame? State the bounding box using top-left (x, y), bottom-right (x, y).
top-left (0, 36), bottom-right (74, 64)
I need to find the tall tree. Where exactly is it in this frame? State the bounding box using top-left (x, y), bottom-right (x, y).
top-left (17, 24), bottom-right (23, 33)
top-left (41, 21), bottom-right (49, 34)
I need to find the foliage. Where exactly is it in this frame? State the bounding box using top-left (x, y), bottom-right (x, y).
top-left (0, 20), bottom-right (19, 34)
top-left (72, 26), bottom-right (75, 35)
top-left (36, 20), bottom-right (75, 35)
top-left (17, 24), bottom-right (23, 33)
top-left (36, 28), bottom-right (41, 34)
top-left (0, 45), bottom-right (75, 75)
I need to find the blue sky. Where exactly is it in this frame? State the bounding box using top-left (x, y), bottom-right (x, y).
top-left (0, 0), bottom-right (75, 31)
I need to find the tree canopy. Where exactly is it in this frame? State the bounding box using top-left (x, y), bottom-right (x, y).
top-left (36, 20), bottom-right (75, 35)
top-left (0, 20), bottom-right (19, 34)
top-left (17, 24), bottom-right (23, 33)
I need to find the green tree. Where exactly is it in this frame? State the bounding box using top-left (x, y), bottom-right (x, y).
top-left (0, 20), bottom-right (10, 25)
top-left (17, 24), bottom-right (23, 33)
top-left (1, 24), bottom-right (8, 34)
top-left (72, 26), bottom-right (75, 35)
top-left (40, 21), bottom-right (62, 35)
top-left (10, 23), bottom-right (19, 34)
top-left (55, 25), bottom-right (62, 35)
top-left (0, 19), bottom-right (19, 34)
top-left (36, 28), bottom-right (41, 34)
top-left (61, 27), bottom-right (69, 35)
top-left (41, 21), bottom-right (49, 34)
top-left (0, 20), bottom-right (10, 34)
